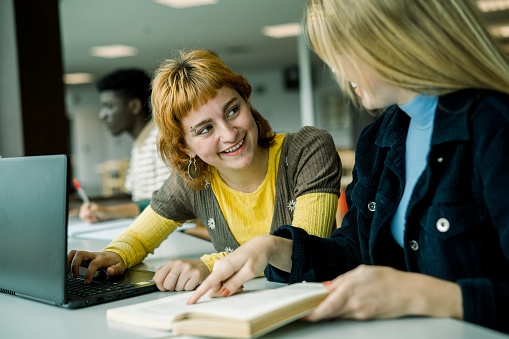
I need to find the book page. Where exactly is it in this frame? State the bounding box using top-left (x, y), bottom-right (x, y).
top-left (106, 292), bottom-right (194, 330)
top-left (197, 282), bottom-right (327, 320)
top-left (107, 282), bottom-right (328, 330)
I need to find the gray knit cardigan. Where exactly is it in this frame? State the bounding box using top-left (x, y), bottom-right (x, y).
top-left (151, 126), bottom-right (342, 253)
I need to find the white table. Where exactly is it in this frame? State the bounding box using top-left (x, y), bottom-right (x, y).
top-left (1, 229), bottom-right (508, 339)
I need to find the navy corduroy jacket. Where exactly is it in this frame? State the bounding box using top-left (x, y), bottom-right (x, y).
top-left (267, 89), bottom-right (509, 333)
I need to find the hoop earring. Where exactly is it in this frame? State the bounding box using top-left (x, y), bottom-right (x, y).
top-left (187, 157), bottom-right (200, 180)
top-left (256, 120), bottom-right (261, 137)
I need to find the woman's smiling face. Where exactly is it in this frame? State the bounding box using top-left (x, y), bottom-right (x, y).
top-left (180, 86), bottom-right (260, 174)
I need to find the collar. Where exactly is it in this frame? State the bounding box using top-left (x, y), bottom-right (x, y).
top-left (133, 119), bottom-right (156, 147)
top-left (376, 89), bottom-right (477, 148)
top-left (432, 89), bottom-right (476, 144)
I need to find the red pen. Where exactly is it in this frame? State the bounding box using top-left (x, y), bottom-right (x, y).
top-left (72, 178), bottom-right (91, 207)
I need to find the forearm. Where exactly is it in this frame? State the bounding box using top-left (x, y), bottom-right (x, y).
top-left (266, 235), bottom-right (293, 272)
top-left (103, 206), bottom-right (180, 267)
top-left (267, 225), bottom-right (357, 283)
top-left (201, 236), bottom-right (292, 275)
top-left (408, 273), bottom-right (463, 319)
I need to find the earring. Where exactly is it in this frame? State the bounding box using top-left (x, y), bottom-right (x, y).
top-left (187, 157), bottom-right (200, 180)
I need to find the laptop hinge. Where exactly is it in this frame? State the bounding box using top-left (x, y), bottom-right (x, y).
top-left (0, 288), bottom-right (15, 295)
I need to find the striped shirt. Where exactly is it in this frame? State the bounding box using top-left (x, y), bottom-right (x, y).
top-left (124, 120), bottom-right (170, 202)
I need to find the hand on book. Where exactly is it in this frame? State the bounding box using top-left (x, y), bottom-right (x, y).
top-left (188, 235), bottom-right (292, 304)
top-left (303, 265), bottom-right (463, 322)
top-left (153, 259), bottom-right (210, 291)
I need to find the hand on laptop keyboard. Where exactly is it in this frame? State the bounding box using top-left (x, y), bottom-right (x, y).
top-left (67, 249), bottom-right (126, 284)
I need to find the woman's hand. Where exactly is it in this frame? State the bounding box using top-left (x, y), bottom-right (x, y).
top-left (305, 265), bottom-right (463, 322)
top-left (67, 250), bottom-right (126, 284)
top-left (188, 235), bottom-right (292, 304)
top-left (153, 259), bottom-right (210, 291)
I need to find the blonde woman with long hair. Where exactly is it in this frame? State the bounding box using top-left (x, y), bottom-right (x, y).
top-left (190, 0), bottom-right (509, 334)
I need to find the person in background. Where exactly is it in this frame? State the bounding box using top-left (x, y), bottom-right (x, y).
top-left (78, 68), bottom-right (170, 223)
top-left (68, 49), bottom-right (342, 292)
top-left (189, 0), bottom-right (509, 334)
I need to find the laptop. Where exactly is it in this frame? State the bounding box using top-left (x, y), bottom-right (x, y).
top-left (0, 154), bottom-right (158, 309)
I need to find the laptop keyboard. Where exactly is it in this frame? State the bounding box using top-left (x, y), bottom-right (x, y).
top-left (67, 275), bottom-right (135, 297)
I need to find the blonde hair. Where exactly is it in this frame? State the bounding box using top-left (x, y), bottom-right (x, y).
top-left (305, 0), bottom-right (509, 103)
top-left (151, 49), bottom-right (275, 190)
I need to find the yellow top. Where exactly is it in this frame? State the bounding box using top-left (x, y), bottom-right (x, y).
top-left (103, 134), bottom-right (338, 271)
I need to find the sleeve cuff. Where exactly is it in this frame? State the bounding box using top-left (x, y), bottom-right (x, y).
top-left (135, 200), bottom-right (151, 213)
top-left (458, 278), bottom-right (498, 330)
top-left (200, 252), bottom-right (228, 272)
top-left (264, 225), bottom-right (316, 284)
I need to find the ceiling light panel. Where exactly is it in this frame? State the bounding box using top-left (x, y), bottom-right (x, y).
top-left (63, 73), bottom-right (94, 85)
top-left (154, 0), bottom-right (218, 9)
top-left (90, 44), bottom-right (138, 59)
top-left (262, 23), bottom-right (302, 39)
top-left (478, 0), bottom-right (509, 12)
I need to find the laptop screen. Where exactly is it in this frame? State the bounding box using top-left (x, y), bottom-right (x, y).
top-left (0, 155), bottom-right (69, 305)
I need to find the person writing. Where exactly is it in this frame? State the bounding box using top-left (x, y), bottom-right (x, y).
top-left (78, 68), bottom-right (170, 223)
top-left (68, 49), bottom-right (342, 291)
top-left (189, 0), bottom-right (509, 334)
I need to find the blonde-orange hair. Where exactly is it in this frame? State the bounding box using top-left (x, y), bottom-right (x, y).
top-left (151, 49), bottom-right (275, 189)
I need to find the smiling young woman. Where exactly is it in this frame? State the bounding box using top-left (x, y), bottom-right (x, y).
top-left (67, 49), bottom-right (343, 293)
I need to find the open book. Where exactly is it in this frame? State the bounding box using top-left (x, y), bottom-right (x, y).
top-left (106, 281), bottom-right (329, 338)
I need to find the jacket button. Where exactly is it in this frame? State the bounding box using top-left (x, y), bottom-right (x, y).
top-left (437, 157), bottom-right (443, 163)
top-left (409, 240), bottom-right (419, 251)
top-left (436, 218), bottom-right (450, 232)
top-left (367, 201), bottom-right (376, 212)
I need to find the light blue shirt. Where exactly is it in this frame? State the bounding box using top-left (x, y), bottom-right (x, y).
top-left (390, 94), bottom-right (438, 246)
